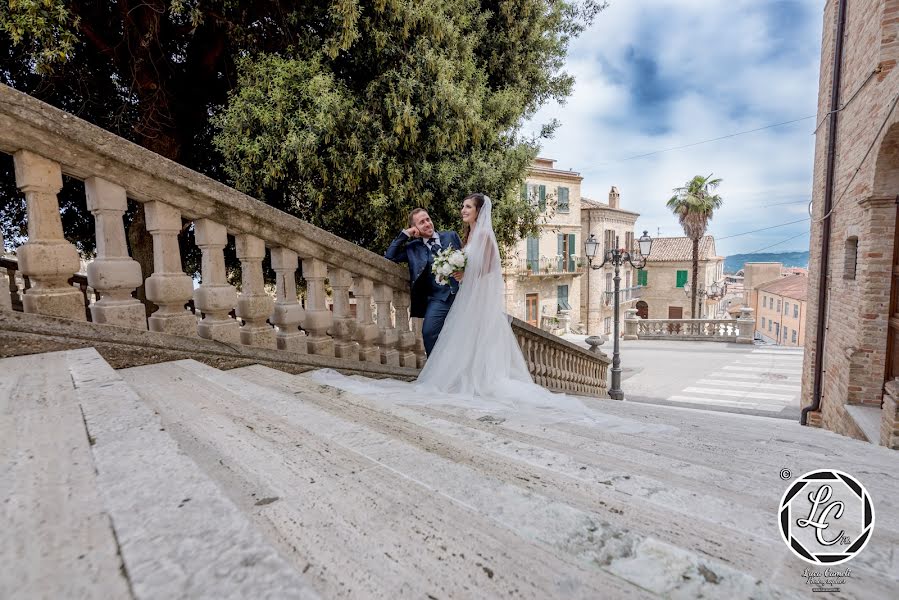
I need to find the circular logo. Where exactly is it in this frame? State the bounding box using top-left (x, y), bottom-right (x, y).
top-left (779, 470), bottom-right (875, 565)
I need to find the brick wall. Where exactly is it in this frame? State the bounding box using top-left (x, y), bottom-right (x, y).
top-left (803, 0), bottom-right (899, 448)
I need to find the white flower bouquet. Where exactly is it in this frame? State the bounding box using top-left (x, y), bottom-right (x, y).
top-left (432, 247), bottom-right (467, 286)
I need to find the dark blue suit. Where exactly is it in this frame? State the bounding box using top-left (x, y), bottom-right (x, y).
top-left (385, 230), bottom-right (462, 355)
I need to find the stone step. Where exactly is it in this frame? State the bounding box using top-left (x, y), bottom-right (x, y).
top-left (277, 368), bottom-right (899, 594)
top-left (231, 366), bottom-right (898, 598)
top-left (1, 350), bottom-right (132, 600)
top-left (122, 360), bottom-right (659, 599)
top-left (1, 349), bottom-right (319, 600)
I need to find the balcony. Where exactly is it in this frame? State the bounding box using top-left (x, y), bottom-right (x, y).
top-left (603, 285), bottom-right (644, 307)
top-left (511, 257), bottom-right (585, 278)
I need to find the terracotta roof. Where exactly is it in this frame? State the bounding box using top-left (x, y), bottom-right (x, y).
top-left (757, 274), bottom-right (808, 302)
top-left (645, 236), bottom-right (717, 262)
top-left (580, 196), bottom-right (641, 216)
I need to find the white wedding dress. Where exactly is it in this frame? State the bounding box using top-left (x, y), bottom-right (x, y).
top-left (311, 198), bottom-right (672, 432)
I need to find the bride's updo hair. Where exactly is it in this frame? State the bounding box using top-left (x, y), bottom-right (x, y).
top-left (462, 192), bottom-right (487, 246)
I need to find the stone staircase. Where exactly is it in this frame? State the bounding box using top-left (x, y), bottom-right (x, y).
top-left (3, 349), bottom-right (898, 599)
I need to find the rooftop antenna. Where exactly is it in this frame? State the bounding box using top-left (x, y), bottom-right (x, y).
top-left (657, 227), bottom-right (661, 237)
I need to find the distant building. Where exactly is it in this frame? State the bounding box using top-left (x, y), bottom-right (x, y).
top-left (754, 275), bottom-right (808, 347)
top-left (580, 187), bottom-right (640, 336)
top-left (503, 158), bottom-right (584, 332)
top-left (638, 236), bottom-right (725, 320)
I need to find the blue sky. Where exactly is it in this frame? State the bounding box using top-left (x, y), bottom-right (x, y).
top-left (523, 0), bottom-right (826, 256)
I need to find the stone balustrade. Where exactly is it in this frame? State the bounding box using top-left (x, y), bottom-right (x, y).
top-left (0, 82), bottom-right (611, 396)
top-left (625, 307), bottom-right (755, 344)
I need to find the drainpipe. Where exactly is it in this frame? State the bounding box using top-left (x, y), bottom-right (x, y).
top-left (803, 0), bottom-right (848, 426)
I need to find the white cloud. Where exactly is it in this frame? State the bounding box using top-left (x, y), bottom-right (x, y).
top-left (523, 0), bottom-right (826, 255)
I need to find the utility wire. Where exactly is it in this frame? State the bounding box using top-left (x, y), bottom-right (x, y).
top-left (714, 217), bottom-right (811, 241)
top-left (742, 230), bottom-right (811, 255)
top-left (584, 115), bottom-right (815, 170)
top-left (812, 67), bottom-right (881, 134)
top-left (759, 199), bottom-right (810, 208)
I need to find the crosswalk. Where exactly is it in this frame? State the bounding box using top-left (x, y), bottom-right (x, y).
top-left (665, 346), bottom-right (803, 416)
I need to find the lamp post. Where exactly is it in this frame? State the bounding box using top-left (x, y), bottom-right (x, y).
top-left (585, 230), bottom-right (653, 400)
top-left (684, 280), bottom-right (727, 318)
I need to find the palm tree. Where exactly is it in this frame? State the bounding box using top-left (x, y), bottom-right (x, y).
top-left (667, 174), bottom-right (724, 319)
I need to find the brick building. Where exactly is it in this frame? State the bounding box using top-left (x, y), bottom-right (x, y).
top-left (802, 0), bottom-right (899, 448)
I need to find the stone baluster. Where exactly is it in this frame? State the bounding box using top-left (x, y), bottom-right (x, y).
top-left (193, 219), bottom-right (239, 343)
top-left (412, 317), bottom-right (427, 368)
top-left (235, 234), bottom-right (275, 348)
top-left (144, 202), bottom-right (195, 335)
top-left (12, 150), bottom-right (84, 320)
top-left (352, 276), bottom-right (380, 363)
top-left (374, 284), bottom-right (399, 366)
top-left (394, 292), bottom-right (417, 368)
top-left (270, 247), bottom-right (306, 352)
top-left (329, 268), bottom-right (358, 359)
top-left (736, 307), bottom-right (755, 344)
top-left (83, 177), bottom-right (146, 328)
top-left (623, 308), bottom-right (639, 340)
top-left (0, 230), bottom-right (10, 311)
top-left (303, 258), bottom-right (334, 356)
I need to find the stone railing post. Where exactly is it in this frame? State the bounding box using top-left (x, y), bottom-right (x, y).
top-left (394, 291), bottom-right (417, 368)
top-left (269, 247), bottom-right (306, 353)
top-left (736, 307), bottom-right (755, 344)
top-left (84, 177), bottom-right (146, 329)
top-left (144, 202), bottom-right (195, 335)
top-left (329, 268), bottom-right (358, 360)
top-left (12, 150), bottom-right (84, 320)
top-left (303, 258), bottom-right (334, 356)
top-left (623, 308), bottom-right (639, 340)
top-left (193, 219), bottom-right (239, 343)
top-left (235, 234), bottom-right (275, 348)
top-left (374, 284), bottom-right (399, 366)
top-left (352, 276), bottom-right (379, 363)
top-left (411, 317), bottom-right (427, 368)
top-left (0, 231), bottom-right (10, 311)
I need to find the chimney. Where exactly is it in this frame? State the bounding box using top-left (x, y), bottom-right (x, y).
top-left (608, 186), bottom-right (620, 209)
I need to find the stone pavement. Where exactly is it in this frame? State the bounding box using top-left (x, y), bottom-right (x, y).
top-left (563, 336), bottom-right (803, 419)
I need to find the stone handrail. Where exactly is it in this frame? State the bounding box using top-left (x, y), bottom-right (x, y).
top-left (511, 317), bottom-right (610, 396)
top-left (625, 307), bottom-right (754, 344)
top-left (0, 83), bottom-right (609, 396)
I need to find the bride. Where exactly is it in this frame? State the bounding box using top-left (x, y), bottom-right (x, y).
top-left (311, 193), bottom-right (650, 427)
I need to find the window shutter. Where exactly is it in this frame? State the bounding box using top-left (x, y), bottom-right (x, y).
top-left (638, 270), bottom-right (647, 286)
top-left (568, 234), bottom-right (576, 271)
top-left (557, 234), bottom-right (565, 271)
top-left (526, 236), bottom-right (539, 270)
top-left (558, 187), bottom-right (569, 211)
top-left (539, 185), bottom-right (546, 211)
top-left (676, 270), bottom-right (688, 288)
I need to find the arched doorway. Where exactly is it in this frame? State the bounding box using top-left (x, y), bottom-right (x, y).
top-left (636, 301), bottom-right (648, 319)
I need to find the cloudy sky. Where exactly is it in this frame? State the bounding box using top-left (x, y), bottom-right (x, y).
top-left (523, 0), bottom-right (826, 256)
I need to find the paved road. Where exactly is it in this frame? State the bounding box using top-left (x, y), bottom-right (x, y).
top-left (563, 336), bottom-right (803, 420)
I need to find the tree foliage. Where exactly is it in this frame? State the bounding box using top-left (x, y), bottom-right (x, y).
top-left (1, 0), bottom-right (603, 258)
top-left (666, 173), bottom-right (724, 318)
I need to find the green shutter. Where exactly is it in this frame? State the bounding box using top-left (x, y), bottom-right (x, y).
top-left (638, 270), bottom-right (647, 286)
top-left (526, 236), bottom-right (539, 270)
top-left (568, 233), bottom-right (575, 271)
top-left (520, 183), bottom-right (527, 202)
top-left (539, 185), bottom-right (546, 211)
top-left (558, 187), bottom-right (569, 211)
top-left (676, 270), bottom-right (688, 288)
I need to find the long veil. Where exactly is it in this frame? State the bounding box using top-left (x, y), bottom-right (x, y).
top-left (310, 197), bottom-right (672, 432)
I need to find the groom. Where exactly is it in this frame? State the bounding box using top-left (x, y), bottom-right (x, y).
top-left (385, 208), bottom-right (462, 356)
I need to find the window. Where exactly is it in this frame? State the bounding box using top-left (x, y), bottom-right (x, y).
top-left (522, 183), bottom-right (547, 211)
top-left (603, 229), bottom-right (616, 256)
top-left (637, 269), bottom-right (648, 286)
top-left (794, 304), bottom-right (799, 318)
top-left (777, 299), bottom-right (781, 312)
top-left (605, 272), bottom-right (613, 292)
top-left (761, 317), bottom-right (766, 328)
top-left (526, 236), bottom-right (539, 271)
top-left (625, 231), bottom-right (634, 254)
top-left (784, 302), bottom-right (789, 315)
top-left (783, 327), bottom-right (788, 341)
top-left (604, 317), bottom-right (612, 334)
top-left (625, 270), bottom-right (632, 290)
top-left (768, 320), bottom-right (772, 332)
top-left (557, 285), bottom-right (571, 311)
top-left (557, 186), bottom-right (570, 212)
top-left (844, 236), bottom-right (858, 280)
top-left (556, 234), bottom-right (576, 271)
top-left (676, 270), bottom-right (688, 288)
top-left (792, 330), bottom-right (798, 344)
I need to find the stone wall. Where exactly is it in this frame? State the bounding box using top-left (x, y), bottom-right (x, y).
top-left (802, 0), bottom-right (899, 447)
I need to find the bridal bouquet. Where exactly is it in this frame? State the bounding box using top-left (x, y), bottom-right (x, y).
top-left (432, 247), bottom-right (467, 286)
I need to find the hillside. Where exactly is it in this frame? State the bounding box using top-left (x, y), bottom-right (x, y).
top-left (724, 251), bottom-right (809, 274)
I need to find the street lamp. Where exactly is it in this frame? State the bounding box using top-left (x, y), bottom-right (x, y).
top-left (585, 230), bottom-right (652, 400)
top-left (684, 279), bottom-right (727, 318)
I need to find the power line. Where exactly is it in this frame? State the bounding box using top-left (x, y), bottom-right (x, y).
top-left (743, 230), bottom-right (811, 255)
top-left (759, 199), bottom-right (810, 208)
top-left (584, 115), bottom-right (815, 170)
top-left (714, 217), bottom-right (811, 241)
